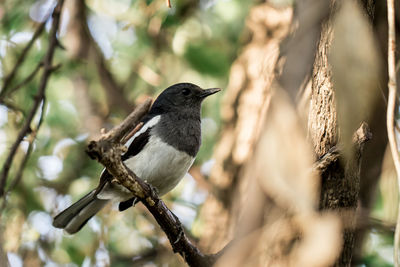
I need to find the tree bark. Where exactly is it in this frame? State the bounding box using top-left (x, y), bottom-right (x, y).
top-left (308, 4), bottom-right (376, 265)
top-left (198, 3), bottom-right (292, 253)
top-left (199, 1), bottom-right (391, 265)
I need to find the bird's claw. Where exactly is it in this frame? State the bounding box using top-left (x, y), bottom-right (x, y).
top-left (148, 183), bottom-right (159, 198)
top-left (174, 228), bottom-right (184, 244)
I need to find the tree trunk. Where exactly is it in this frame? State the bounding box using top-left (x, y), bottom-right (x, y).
top-left (198, 3), bottom-right (293, 253)
top-left (308, 2), bottom-right (380, 264)
top-left (199, 1), bottom-right (390, 266)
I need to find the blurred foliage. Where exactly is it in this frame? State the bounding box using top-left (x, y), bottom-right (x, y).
top-left (0, 0), bottom-right (397, 266)
top-left (184, 43), bottom-right (230, 77)
top-left (0, 0), bottom-right (255, 266)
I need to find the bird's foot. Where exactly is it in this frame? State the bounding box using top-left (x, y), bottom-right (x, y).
top-left (148, 183), bottom-right (159, 198)
top-left (174, 227), bottom-right (184, 244)
top-left (169, 211), bottom-right (184, 244)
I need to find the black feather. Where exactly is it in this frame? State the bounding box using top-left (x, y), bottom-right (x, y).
top-left (119, 197), bottom-right (138, 211)
top-left (117, 116), bottom-right (154, 210)
top-left (121, 127), bottom-right (151, 161)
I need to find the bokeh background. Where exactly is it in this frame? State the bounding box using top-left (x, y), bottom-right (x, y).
top-left (0, 0), bottom-right (253, 266)
top-left (0, 0), bottom-right (399, 266)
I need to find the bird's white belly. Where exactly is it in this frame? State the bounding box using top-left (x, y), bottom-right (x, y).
top-left (126, 134), bottom-right (195, 195)
top-left (98, 135), bottom-right (194, 200)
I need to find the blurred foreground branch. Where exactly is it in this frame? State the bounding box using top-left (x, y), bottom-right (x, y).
top-left (385, 0), bottom-right (400, 265)
top-left (86, 100), bottom-right (219, 267)
top-left (0, 0), bottom-right (65, 198)
top-left (198, 4), bottom-right (293, 251)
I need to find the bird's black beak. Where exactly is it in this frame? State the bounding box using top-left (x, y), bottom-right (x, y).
top-left (200, 88), bottom-right (221, 98)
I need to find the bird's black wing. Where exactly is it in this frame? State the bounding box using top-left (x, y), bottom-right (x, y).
top-left (95, 114), bottom-right (154, 200)
top-left (121, 126), bottom-right (151, 161)
top-left (118, 114), bottom-right (156, 211)
top-left (121, 112), bottom-right (157, 161)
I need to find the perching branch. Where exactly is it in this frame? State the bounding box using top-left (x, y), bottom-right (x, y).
top-left (386, 0), bottom-right (400, 266)
top-left (0, 0), bottom-right (65, 198)
top-left (86, 100), bottom-right (219, 267)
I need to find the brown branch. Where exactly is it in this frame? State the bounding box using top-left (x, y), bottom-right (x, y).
top-left (313, 122), bottom-right (372, 173)
top-left (6, 62), bottom-right (44, 97)
top-left (0, 100), bottom-right (48, 216)
top-left (121, 122), bottom-right (144, 144)
top-left (313, 146), bottom-right (340, 172)
top-left (0, 99), bottom-right (24, 113)
top-left (0, 62), bottom-right (60, 108)
top-left (86, 100), bottom-right (219, 267)
top-left (0, 0), bottom-right (64, 197)
top-left (7, 99), bottom-right (47, 194)
top-left (94, 54), bottom-right (135, 113)
top-left (166, 0), bottom-right (172, 8)
top-left (386, 0), bottom-right (400, 266)
top-left (71, 1), bottom-right (134, 114)
top-left (0, 22), bottom-right (46, 100)
top-left (97, 99), bottom-right (152, 143)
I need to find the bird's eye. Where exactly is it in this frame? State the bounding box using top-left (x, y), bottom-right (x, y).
top-left (182, 88), bottom-right (190, 96)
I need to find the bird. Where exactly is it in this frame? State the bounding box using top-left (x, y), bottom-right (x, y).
top-left (52, 83), bottom-right (220, 234)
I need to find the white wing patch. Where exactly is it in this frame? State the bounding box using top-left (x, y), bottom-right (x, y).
top-left (125, 115), bottom-right (161, 147)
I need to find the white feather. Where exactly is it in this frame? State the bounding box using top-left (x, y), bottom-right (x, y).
top-left (125, 115), bottom-right (161, 147)
top-left (126, 135), bottom-right (194, 195)
top-left (97, 131), bottom-right (194, 201)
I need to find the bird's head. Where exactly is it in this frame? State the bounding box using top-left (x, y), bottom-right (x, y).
top-left (150, 83), bottom-right (220, 113)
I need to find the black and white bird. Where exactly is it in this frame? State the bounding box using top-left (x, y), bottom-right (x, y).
top-left (52, 83), bottom-right (220, 234)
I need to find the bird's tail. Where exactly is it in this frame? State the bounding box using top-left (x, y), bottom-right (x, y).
top-left (52, 190), bottom-right (109, 234)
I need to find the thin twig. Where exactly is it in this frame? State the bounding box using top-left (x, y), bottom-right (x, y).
top-left (0, 22), bottom-right (46, 100)
top-left (0, 3), bottom-right (56, 99)
top-left (121, 122), bottom-right (144, 144)
top-left (0, 100), bottom-right (47, 215)
top-left (0, 99), bottom-right (24, 113)
top-left (0, 0), bottom-right (64, 197)
top-left (102, 99), bottom-right (152, 143)
top-left (7, 99), bottom-right (47, 194)
top-left (166, 0), bottom-right (172, 8)
top-left (73, 2), bottom-right (134, 114)
top-left (7, 62), bottom-right (43, 96)
top-left (386, 0), bottom-right (400, 266)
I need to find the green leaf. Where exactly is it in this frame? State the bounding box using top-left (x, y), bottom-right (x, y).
top-left (184, 43), bottom-right (230, 77)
